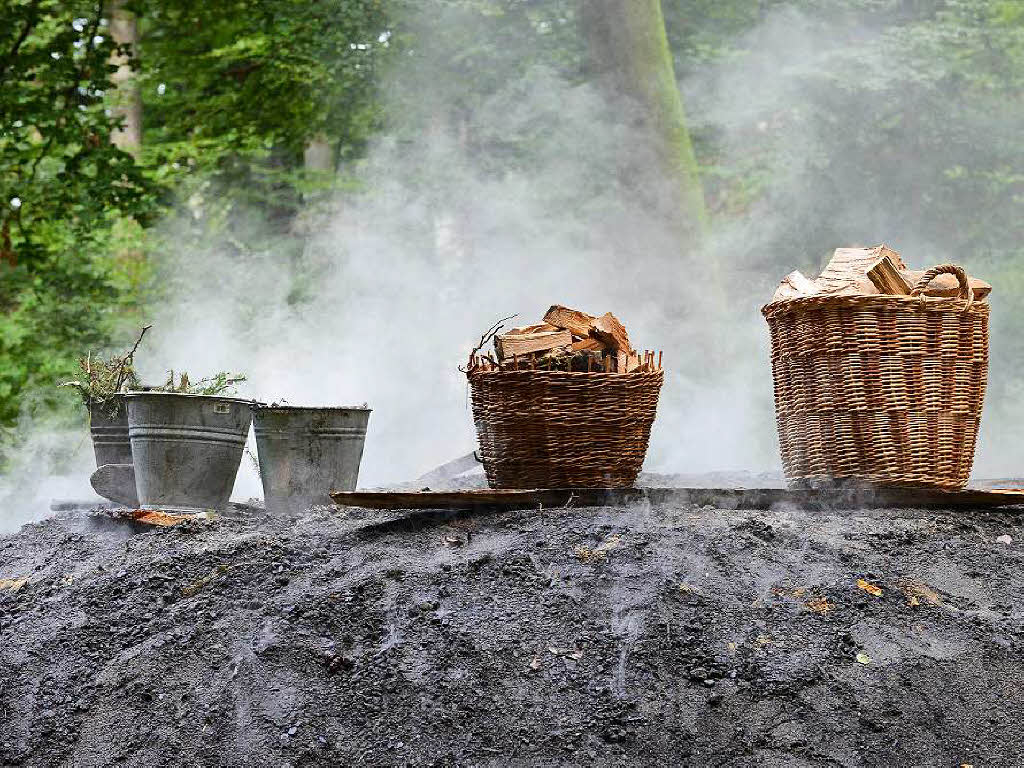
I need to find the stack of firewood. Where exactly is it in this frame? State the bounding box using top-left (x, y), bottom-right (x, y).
top-left (470, 305), bottom-right (663, 373)
top-left (771, 244), bottom-right (992, 302)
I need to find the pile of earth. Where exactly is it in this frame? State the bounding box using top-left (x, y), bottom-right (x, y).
top-left (2, 491), bottom-right (1023, 766)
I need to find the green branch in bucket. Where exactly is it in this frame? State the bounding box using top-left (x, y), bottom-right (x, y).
top-left (58, 325), bottom-right (151, 416)
top-left (157, 370), bottom-right (247, 396)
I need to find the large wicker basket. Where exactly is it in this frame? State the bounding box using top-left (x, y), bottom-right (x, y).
top-left (762, 264), bottom-right (989, 490)
top-left (468, 369), bottom-right (664, 488)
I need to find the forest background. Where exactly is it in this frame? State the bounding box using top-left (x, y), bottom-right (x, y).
top-left (1, 0), bottom-right (1022, 502)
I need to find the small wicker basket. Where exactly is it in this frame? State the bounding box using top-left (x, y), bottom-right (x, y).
top-left (762, 264), bottom-right (989, 490)
top-left (467, 369), bottom-right (664, 489)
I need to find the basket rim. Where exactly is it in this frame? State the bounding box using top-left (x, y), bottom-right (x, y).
top-left (762, 293), bottom-right (990, 317)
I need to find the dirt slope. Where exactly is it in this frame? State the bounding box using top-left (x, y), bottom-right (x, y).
top-left (2, 499), bottom-right (1023, 767)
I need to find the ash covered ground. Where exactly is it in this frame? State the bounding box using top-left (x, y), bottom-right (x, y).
top-left (2, 490), bottom-right (1024, 767)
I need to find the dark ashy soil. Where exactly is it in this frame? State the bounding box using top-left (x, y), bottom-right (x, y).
top-left (2, 493), bottom-right (1024, 767)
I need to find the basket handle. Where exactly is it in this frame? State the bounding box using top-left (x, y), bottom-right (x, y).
top-left (909, 264), bottom-right (974, 306)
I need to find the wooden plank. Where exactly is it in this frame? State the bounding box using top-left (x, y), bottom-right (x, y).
top-left (495, 329), bottom-right (572, 360)
top-left (867, 256), bottom-right (910, 295)
top-left (331, 486), bottom-right (1024, 512)
top-left (333, 488), bottom-right (638, 510)
top-left (543, 305), bottom-right (596, 337)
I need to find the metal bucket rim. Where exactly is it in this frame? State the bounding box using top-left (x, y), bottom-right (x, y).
top-left (123, 392), bottom-right (263, 406)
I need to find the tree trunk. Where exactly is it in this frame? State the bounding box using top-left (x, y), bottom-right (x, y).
top-left (578, 0), bottom-right (708, 244)
top-left (108, 0), bottom-right (141, 153)
top-left (303, 134), bottom-right (334, 172)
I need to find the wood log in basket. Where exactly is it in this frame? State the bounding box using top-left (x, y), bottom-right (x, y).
top-left (473, 305), bottom-right (661, 374)
top-left (771, 270), bottom-right (820, 302)
top-left (816, 244), bottom-right (906, 296)
top-left (495, 329), bottom-right (572, 359)
top-left (769, 244), bottom-right (991, 304)
top-left (592, 312), bottom-right (630, 353)
top-left (572, 337), bottom-right (606, 352)
top-left (867, 255), bottom-right (910, 295)
top-left (543, 305), bottom-right (596, 337)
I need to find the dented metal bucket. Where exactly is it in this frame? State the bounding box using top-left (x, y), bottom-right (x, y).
top-left (126, 392), bottom-right (253, 514)
top-left (89, 397), bottom-right (133, 468)
top-left (252, 405), bottom-right (370, 512)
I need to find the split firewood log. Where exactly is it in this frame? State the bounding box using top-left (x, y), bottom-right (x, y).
top-left (572, 337), bottom-right (606, 352)
top-left (495, 329), bottom-right (572, 360)
top-left (543, 305), bottom-right (596, 337)
top-left (816, 244), bottom-right (905, 295)
top-left (771, 270), bottom-right (821, 302)
top-left (592, 312), bottom-right (630, 353)
top-left (478, 305), bottom-right (655, 374)
top-left (504, 322), bottom-right (558, 336)
top-left (867, 255), bottom-right (910, 295)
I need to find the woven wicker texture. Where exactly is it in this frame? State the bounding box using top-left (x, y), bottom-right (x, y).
top-left (762, 265), bottom-right (989, 490)
top-left (468, 369), bottom-right (664, 489)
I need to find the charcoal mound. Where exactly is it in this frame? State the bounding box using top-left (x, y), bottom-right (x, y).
top-left (2, 499), bottom-right (1023, 766)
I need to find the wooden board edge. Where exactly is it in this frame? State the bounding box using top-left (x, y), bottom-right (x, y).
top-left (330, 487), bottom-right (1024, 512)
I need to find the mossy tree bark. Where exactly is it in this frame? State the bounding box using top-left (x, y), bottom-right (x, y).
top-left (578, 0), bottom-right (709, 247)
top-left (304, 134), bottom-right (334, 172)
top-left (108, 0), bottom-right (141, 154)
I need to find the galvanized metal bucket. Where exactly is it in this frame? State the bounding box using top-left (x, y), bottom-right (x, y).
top-left (252, 405), bottom-right (371, 512)
top-left (89, 396), bottom-right (133, 468)
top-left (125, 392), bottom-right (253, 513)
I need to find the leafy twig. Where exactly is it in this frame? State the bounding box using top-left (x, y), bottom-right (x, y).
top-left (59, 325), bottom-right (151, 415)
top-left (157, 370), bottom-right (247, 396)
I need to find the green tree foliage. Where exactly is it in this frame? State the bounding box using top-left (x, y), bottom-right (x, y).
top-left (0, 0), bottom-right (157, 444)
top-left (140, 0), bottom-right (391, 203)
top-left (135, 0), bottom-right (395, 318)
top-left (668, 0), bottom-right (1023, 273)
top-left (1, 0), bottom-right (1023, 469)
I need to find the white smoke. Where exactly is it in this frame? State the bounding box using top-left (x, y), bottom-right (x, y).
top-left (3, 3), bottom-right (1020, 531)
